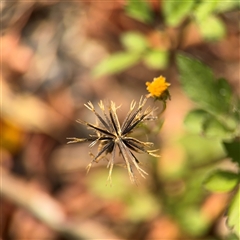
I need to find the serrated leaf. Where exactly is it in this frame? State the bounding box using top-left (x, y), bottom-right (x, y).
top-left (177, 54), bottom-right (230, 116)
top-left (223, 140), bottom-right (240, 166)
top-left (125, 0), bottom-right (153, 24)
top-left (197, 15), bottom-right (226, 40)
top-left (143, 49), bottom-right (168, 69)
top-left (184, 109), bottom-right (210, 134)
top-left (227, 189), bottom-right (240, 238)
top-left (215, 78), bottom-right (238, 132)
top-left (93, 52), bottom-right (141, 77)
top-left (121, 32), bottom-right (148, 53)
top-left (163, 0), bottom-right (195, 26)
top-left (204, 170), bottom-right (239, 193)
top-left (193, 0), bottom-right (219, 22)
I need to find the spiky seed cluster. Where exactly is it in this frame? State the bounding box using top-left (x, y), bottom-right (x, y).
top-left (67, 97), bottom-right (159, 184)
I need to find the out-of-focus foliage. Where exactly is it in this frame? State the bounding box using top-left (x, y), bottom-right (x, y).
top-left (93, 0), bottom-right (239, 77)
top-left (197, 15), bottom-right (226, 40)
top-left (227, 189), bottom-right (240, 238)
top-left (177, 54), bottom-right (238, 133)
top-left (163, 0), bottom-right (195, 26)
top-left (203, 170), bottom-right (239, 193)
top-left (93, 51), bottom-right (141, 77)
top-left (224, 139), bottom-right (240, 166)
top-left (125, 0), bottom-right (153, 24)
top-left (93, 31), bottom-right (169, 77)
top-left (177, 54), bottom-right (240, 238)
top-left (88, 169), bottom-right (160, 222)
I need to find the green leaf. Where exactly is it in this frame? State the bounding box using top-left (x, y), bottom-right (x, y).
top-left (204, 170), bottom-right (239, 193)
top-left (93, 52), bottom-right (141, 77)
top-left (143, 49), bottom-right (169, 69)
top-left (202, 117), bottom-right (233, 138)
top-left (193, 0), bottom-right (220, 22)
top-left (180, 133), bottom-right (226, 165)
top-left (176, 54), bottom-right (230, 116)
top-left (121, 32), bottom-right (148, 53)
top-left (216, 78), bottom-right (233, 105)
top-left (223, 139), bottom-right (240, 166)
top-left (193, 1), bottom-right (226, 41)
top-left (215, 78), bottom-right (237, 132)
top-left (163, 0), bottom-right (195, 26)
top-left (162, 0), bottom-right (195, 26)
top-left (227, 189), bottom-right (240, 238)
top-left (185, 109), bottom-right (232, 138)
top-left (233, 97), bottom-right (240, 121)
top-left (184, 109), bottom-right (210, 134)
top-left (197, 15), bottom-right (226, 40)
top-left (125, 0), bottom-right (153, 24)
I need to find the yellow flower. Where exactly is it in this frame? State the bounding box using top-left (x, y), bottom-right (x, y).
top-left (146, 76), bottom-right (171, 99)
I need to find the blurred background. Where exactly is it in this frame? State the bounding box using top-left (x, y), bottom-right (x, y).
top-left (1, 1), bottom-right (239, 239)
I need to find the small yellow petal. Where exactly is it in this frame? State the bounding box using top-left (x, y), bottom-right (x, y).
top-left (146, 76), bottom-right (170, 98)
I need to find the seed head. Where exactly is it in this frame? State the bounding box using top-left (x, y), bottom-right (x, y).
top-left (67, 97), bottom-right (158, 184)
